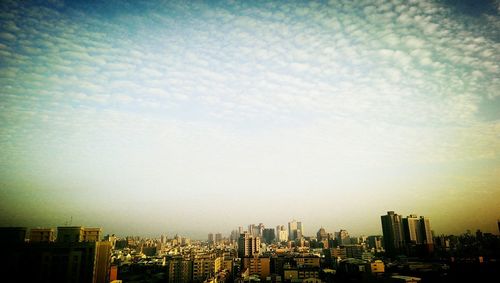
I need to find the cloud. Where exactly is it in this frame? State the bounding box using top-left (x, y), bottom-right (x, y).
top-left (0, 0), bottom-right (499, 235)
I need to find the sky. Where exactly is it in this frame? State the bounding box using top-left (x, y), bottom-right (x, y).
top-left (0, 0), bottom-right (499, 239)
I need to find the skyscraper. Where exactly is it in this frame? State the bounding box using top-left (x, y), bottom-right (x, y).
top-left (238, 232), bottom-right (260, 258)
top-left (288, 220), bottom-right (303, 240)
top-left (336, 229), bottom-right (351, 246)
top-left (402, 214), bottom-right (422, 244)
top-left (262, 228), bottom-right (275, 244)
top-left (276, 225), bottom-right (288, 242)
top-left (419, 216), bottom-right (433, 245)
top-left (381, 211), bottom-right (404, 256)
top-left (317, 228), bottom-right (327, 241)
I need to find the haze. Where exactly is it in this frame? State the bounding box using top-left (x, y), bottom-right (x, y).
top-left (1, 0), bottom-right (499, 239)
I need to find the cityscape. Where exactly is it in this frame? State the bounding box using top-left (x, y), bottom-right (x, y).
top-left (1, 0), bottom-right (499, 282)
top-left (1, 213), bottom-right (500, 282)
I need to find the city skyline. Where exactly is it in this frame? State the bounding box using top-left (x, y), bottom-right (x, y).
top-left (1, 0), bottom-right (499, 239)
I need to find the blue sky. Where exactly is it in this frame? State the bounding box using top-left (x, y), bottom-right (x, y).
top-left (1, 0), bottom-right (499, 238)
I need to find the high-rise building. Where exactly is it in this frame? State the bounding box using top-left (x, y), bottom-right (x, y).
top-left (258, 223), bottom-right (265, 237)
top-left (2, 226), bottom-right (111, 283)
top-left (297, 221), bottom-right (304, 239)
top-left (238, 233), bottom-right (260, 258)
top-left (403, 214), bottom-right (422, 244)
top-left (336, 230), bottom-right (351, 246)
top-left (288, 220), bottom-right (303, 240)
top-left (262, 228), bottom-right (275, 244)
top-left (215, 233), bottom-right (222, 244)
top-left (367, 235), bottom-right (383, 251)
top-left (317, 228), bottom-right (328, 241)
top-left (381, 211), bottom-right (404, 256)
top-left (248, 224), bottom-right (264, 238)
top-left (276, 225), bottom-right (288, 242)
top-left (419, 216), bottom-right (433, 245)
top-left (0, 227), bottom-right (27, 243)
top-left (208, 233), bottom-right (214, 244)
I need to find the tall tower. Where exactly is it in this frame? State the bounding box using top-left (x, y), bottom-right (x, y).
top-left (419, 216), bottom-right (433, 244)
top-left (288, 220), bottom-right (298, 241)
top-left (336, 229), bottom-right (350, 246)
top-left (381, 211), bottom-right (404, 256)
top-left (297, 221), bottom-right (304, 239)
top-left (403, 214), bottom-right (422, 244)
top-left (276, 225), bottom-right (288, 242)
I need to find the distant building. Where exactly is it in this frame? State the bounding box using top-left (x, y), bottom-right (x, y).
top-left (336, 230), bottom-right (351, 246)
top-left (367, 235), bottom-right (383, 251)
top-left (382, 211), bottom-right (434, 257)
top-left (317, 227), bottom-right (327, 241)
top-left (262, 228), bottom-right (275, 244)
top-left (248, 224), bottom-right (259, 237)
top-left (208, 233), bottom-right (214, 244)
top-left (215, 233), bottom-right (222, 244)
top-left (345, 245), bottom-right (364, 259)
top-left (288, 220), bottom-right (303, 241)
top-left (276, 225), bottom-right (288, 242)
top-left (381, 211), bottom-right (405, 256)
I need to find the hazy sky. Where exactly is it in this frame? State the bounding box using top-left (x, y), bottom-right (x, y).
top-left (0, 0), bottom-right (499, 239)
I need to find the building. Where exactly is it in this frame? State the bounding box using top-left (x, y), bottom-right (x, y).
top-left (192, 255), bottom-right (222, 282)
top-left (419, 217), bottom-right (433, 245)
top-left (288, 220), bottom-right (303, 241)
top-left (317, 228), bottom-right (328, 241)
top-left (241, 256), bottom-right (270, 280)
top-left (29, 228), bottom-right (55, 242)
top-left (345, 245), bottom-right (364, 259)
top-left (294, 256), bottom-right (320, 267)
top-left (165, 256), bottom-right (193, 283)
top-left (262, 228), bottom-right (275, 244)
top-left (367, 235), bottom-right (383, 251)
top-left (0, 227), bottom-right (27, 243)
top-left (57, 226), bottom-right (84, 243)
top-left (238, 233), bottom-right (260, 258)
top-left (83, 227), bottom-right (101, 242)
top-left (276, 225), bottom-right (288, 242)
top-left (1, 226), bottom-right (111, 283)
top-left (381, 211), bottom-right (405, 256)
top-left (208, 233), bottom-right (214, 244)
top-left (370, 260), bottom-right (385, 273)
top-left (336, 230), bottom-right (351, 246)
top-left (215, 233), bottom-right (222, 244)
top-left (248, 224), bottom-right (260, 237)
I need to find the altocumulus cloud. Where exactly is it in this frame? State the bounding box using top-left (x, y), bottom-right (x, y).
top-left (0, 0), bottom-right (499, 237)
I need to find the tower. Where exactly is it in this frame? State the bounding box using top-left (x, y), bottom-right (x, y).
top-left (381, 211), bottom-right (404, 256)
